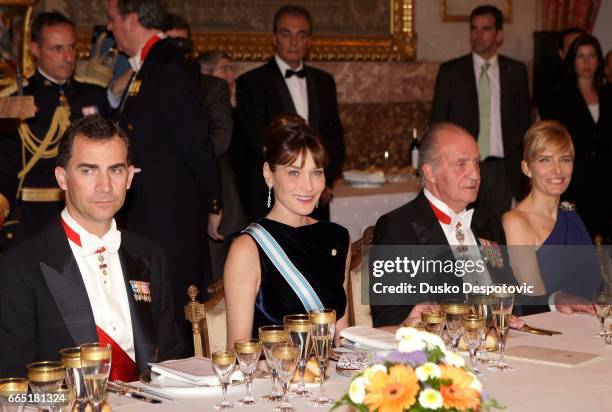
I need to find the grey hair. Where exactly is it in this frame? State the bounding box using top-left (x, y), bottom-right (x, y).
top-left (197, 50), bottom-right (230, 74)
top-left (418, 122), bottom-right (469, 185)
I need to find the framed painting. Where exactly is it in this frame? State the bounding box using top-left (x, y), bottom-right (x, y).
top-left (440, 0), bottom-right (512, 23)
top-left (0, 0), bottom-right (36, 87)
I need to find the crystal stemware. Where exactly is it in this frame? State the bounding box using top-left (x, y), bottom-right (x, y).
top-left (468, 293), bottom-right (495, 362)
top-left (308, 309), bottom-right (336, 407)
top-left (283, 314), bottom-right (313, 398)
top-left (421, 310), bottom-right (445, 336)
top-left (488, 292), bottom-right (514, 372)
top-left (211, 350), bottom-right (236, 410)
top-left (234, 339), bottom-right (262, 405)
top-left (59, 347), bottom-right (88, 411)
top-left (442, 300), bottom-right (469, 350)
top-left (270, 343), bottom-right (300, 412)
top-left (26, 361), bottom-right (64, 411)
top-left (48, 387), bottom-right (76, 412)
top-left (0, 377), bottom-right (28, 412)
top-left (592, 292), bottom-right (612, 338)
top-left (462, 315), bottom-right (486, 375)
top-left (80, 343), bottom-right (111, 412)
top-left (259, 325), bottom-right (289, 402)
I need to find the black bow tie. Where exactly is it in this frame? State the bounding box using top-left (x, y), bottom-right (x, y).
top-left (285, 69), bottom-right (305, 79)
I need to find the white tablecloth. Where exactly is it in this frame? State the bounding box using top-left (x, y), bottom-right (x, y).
top-left (111, 312), bottom-right (612, 411)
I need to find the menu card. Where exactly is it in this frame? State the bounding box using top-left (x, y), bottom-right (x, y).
top-left (504, 345), bottom-right (601, 367)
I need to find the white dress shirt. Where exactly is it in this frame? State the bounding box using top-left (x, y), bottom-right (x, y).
top-left (275, 54), bottom-right (309, 122)
top-left (61, 209), bottom-right (135, 361)
top-left (473, 53), bottom-right (503, 158)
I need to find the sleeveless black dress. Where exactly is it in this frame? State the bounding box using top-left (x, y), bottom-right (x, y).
top-left (246, 218), bottom-right (349, 337)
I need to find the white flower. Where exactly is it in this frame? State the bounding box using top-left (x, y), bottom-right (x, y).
top-left (415, 362), bottom-right (441, 382)
top-left (395, 326), bottom-right (421, 341)
top-left (418, 388), bottom-right (444, 410)
top-left (348, 376), bottom-right (366, 404)
top-left (417, 330), bottom-right (446, 350)
top-left (443, 350), bottom-right (466, 367)
top-left (398, 334), bottom-right (426, 353)
top-left (468, 372), bottom-right (482, 393)
top-left (363, 364), bottom-right (387, 385)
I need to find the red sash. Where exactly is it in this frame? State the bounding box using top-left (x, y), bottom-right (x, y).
top-left (428, 201), bottom-right (452, 225)
top-left (97, 326), bottom-right (137, 382)
top-left (140, 34), bottom-right (162, 62)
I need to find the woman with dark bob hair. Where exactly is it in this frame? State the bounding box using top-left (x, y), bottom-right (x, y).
top-left (224, 113), bottom-right (350, 347)
top-left (544, 34), bottom-right (612, 241)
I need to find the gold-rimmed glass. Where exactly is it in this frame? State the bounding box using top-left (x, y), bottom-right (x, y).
top-left (283, 314), bottom-right (313, 398)
top-left (488, 292), bottom-right (514, 372)
top-left (308, 309), bottom-right (336, 407)
top-left (468, 293), bottom-right (495, 362)
top-left (59, 347), bottom-right (88, 410)
top-left (211, 350), bottom-right (236, 410)
top-left (462, 316), bottom-right (486, 375)
top-left (421, 311), bottom-right (445, 336)
top-left (270, 343), bottom-right (300, 412)
top-left (403, 318), bottom-right (426, 330)
top-left (80, 343), bottom-right (111, 411)
top-left (27, 361), bottom-right (64, 411)
top-left (442, 300), bottom-right (469, 350)
top-left (234, 339), bottom-right (262, 405)
top-left (592, 292), bottom-right (612, 338)
top-left (259, 325), bottom-right (289, 402)
top-left (48, 387), bottom-right (76, 412)
top-left (0, 378), bottom-right (28, 412)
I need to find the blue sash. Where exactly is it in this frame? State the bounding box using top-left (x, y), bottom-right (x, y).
top-left (243, 223), bottom-right (324, 312)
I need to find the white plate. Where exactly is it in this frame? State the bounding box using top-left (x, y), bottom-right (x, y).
top-left (344, 180), bottom-right (385, 188)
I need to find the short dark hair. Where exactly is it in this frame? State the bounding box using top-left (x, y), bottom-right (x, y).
top-left (565, 34), bottom-right (605, 91)
top-left (57, 115), bottom-right (131, 168)
top-left (558, 27), bottom-right (586, 51)
top-left (163, 13), bottom-right (191, 38)
top-left (31, 12), bottom-right (74, 44)
top-left (470, 5), bottom-right (503, 30)
top-left (263, 113), bottom-right (328, 171)
top-left (117, 0), bottom-right (165, 30)
top-left (197, 50), bottom-right (230, 74)
top-left (273, 5), bottom-right (313, 34)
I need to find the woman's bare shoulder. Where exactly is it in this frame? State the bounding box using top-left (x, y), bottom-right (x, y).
top-left (502, 209), bottom-right (536, 245)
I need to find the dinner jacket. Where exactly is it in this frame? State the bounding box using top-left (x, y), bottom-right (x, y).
top-left (430, 54), bottom-right (531, 201)
top-left (232, 59), bottom-right (345, 221)
top-left (0, 219), bottom-right (183, 378)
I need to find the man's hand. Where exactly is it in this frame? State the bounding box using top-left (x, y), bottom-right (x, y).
top-left (555, 293), bottom-right (596, 315)
top-left (509, 315), bottom-right (526, 330)
top-left (404, 302), bottom-right (441, 323)
top-left (207, 211), bottom-right (224, 241)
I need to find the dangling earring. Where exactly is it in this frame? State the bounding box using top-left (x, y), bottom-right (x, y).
top-left (267, 187), bottom-right (272, 208)
top-left (315, 200), bottom-right (319, 209)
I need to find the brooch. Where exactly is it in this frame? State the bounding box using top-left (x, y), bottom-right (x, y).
top-left (128, 79), bottom-right (141, 96)
top-left (478, 238), bottom-right (504, 269)
top-left (129, 280), bottom-right (152, 302)
top-left (331, 248), bottom-right (337, 257)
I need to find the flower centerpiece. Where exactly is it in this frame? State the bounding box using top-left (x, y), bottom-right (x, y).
top-left (333, 327), bottom-right (503, 412)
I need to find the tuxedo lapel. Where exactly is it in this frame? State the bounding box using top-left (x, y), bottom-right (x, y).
top-left (268, 60), bottom-right (297, 113)
top-left (304, 67), bottom-right (320, 131)
top-left (39, 221), bottom-right (98, 346)
top-left (462, 55), bottom-right (479, 134)
top-left (410, 192), bottom-right (450, 246)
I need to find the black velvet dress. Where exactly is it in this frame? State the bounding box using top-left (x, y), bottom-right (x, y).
top-left (246, 218), bottom-right (349, 337)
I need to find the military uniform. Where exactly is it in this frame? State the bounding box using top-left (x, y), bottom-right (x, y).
top-left (0, 71), bottom-right (109, 250)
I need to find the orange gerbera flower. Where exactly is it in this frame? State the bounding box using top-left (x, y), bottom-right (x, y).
top-left (439, 365), bottom-right (481, 411)
top-left (364, 365), bottom-right (419, 412)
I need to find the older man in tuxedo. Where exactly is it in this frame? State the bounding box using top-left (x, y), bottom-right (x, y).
top-left (0, 116), bottom-right (182, 379)
top-left (232, 5), bottom-right (344, 221)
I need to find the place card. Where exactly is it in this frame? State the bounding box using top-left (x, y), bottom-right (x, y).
top-left (504, 345), bottom-right (601, 368)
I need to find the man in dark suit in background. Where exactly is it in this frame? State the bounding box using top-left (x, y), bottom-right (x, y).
top-left (106, 0), bottom-right (221, 349)
top-left (233, 5), bottom-right (345, 221)
top-left (0, 116), bottom-right (182, 378)
top-left (430, 5), bottom-right (531, 219)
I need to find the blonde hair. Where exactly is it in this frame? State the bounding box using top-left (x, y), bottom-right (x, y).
top-left (523, 120), bottom-right (574, 164)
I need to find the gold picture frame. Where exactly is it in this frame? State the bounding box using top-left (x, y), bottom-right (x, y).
top-left (440, 0), bottom-right (512, 23)
top-left (75, 0), bottom-right (416, 62)
top-left (0, 0), bottom-right (36, 87)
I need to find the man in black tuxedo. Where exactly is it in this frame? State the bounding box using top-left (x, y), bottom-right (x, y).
top-left (0, 116), bottom-right (183, 378)
top-left (232, 5), bottom-right (344, 221)
top-left (430, 5), bottom-right (531, 219)
top-left (106, 0), bottom-right (221, 333)
top-left (370, 123), bottom-right (519, 328)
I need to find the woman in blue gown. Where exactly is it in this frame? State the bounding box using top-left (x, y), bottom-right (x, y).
top-left (224, 114), bottom-right (350, 347)
top-left (503, 120), bottom-right (599, 314)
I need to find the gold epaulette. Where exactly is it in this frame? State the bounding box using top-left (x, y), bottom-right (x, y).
top-left (560, 201), bottom-right (576, 211)
top-left (0, 79), bottom-right (30, 98)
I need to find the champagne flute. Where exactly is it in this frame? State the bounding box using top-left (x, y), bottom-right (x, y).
top-left (80, 343), bottom-right (111, 412)
top-left (0, 377), bottom-right (28, 412)
top-left (592, 292), bottom-right (612, 338)
top-left (270, 343), bottom-right (300, 412)
top-left (283, 314), bottom-right (313, 398)
top-left (234, 339), bottom-right (262, 405)
top-left (59, 347), bottom-right (88, 411)
top-left (462, 316), bottom-right (486, 375)
top-left (211, 350), bottom-right (236, 410)
top-left (26, 361), bottom-right (65, 411)
top-left (421, 311), bottom-right (445, 336)
top-left (442, 300), bottom-right (469, 350)
top-left (468, 293), bottom-right (495, 362)
top-left (259, 325), bottom-right (289, 402)
top-left (488, 292), bottom-right (514, 372)
top-left (309, 309), bottom-right (336, 407)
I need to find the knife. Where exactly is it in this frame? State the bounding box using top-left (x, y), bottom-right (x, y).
top-left (520, 324), bottom-right (562, 336)
top-left (112, 380), bottom-right (176, 401)
top-left (108, 387), bottom-right (162, 403)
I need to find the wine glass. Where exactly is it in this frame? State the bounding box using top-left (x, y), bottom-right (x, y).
top-left (80, 343), bottom-right (111, 412)
top-left (48, 387), bottom-right (76, 412)
top-left (59, 347), bottom-right (88, 411)
top-left (421, 311), bottom-right (445, 336)
top-left (468, 293), bottom-right (495, 362)
top-left (592, 292), bottom-right (612, 338)
top-left (271, 343), bottom-right (300, 412)
top-left (462, 316), bottom-right (486, 375)
top-left (403, 318), bottom-right (426, 330)
top-left (234, 339), bottom-right (262, 405)
top-left (211, 350), bottom-right (236, 410)
top-left (259, 325), bottom-right (289, 402)
top-left (26, 361), bottom-right (64, 411)
top-left (0, 377), bottom-right (28, 412)
top-left (283, 314), bottom-right (313, 398)
top-left (442, 300), bottom-right (469, 350)
top-left (488, 292), bottom-right (514, 372)
top-left (308, 309), bottom-right (336, 407)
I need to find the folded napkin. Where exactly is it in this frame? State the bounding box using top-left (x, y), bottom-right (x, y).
top-left (340, 326), bottom-right (397, 350)
top-left (149, 356), bottom-right (243, 386)
top-left (343, 169), bottom-right (386, 183)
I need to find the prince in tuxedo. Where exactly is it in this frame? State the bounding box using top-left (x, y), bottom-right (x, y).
top-left (232, 5), bottom-right (344, 221)
top-left (371, 123), bottom-right (517, 328)
top-left (0, 116), bottom-right (182, 378)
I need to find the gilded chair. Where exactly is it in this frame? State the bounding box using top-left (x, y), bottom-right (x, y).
top-left (185, 278), bottom-right (227, 357)
top-left (347, 226), bottom-right (374, 327)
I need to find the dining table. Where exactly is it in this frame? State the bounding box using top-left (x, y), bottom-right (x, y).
top-left (107, 311), bottom-right (612, 411)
